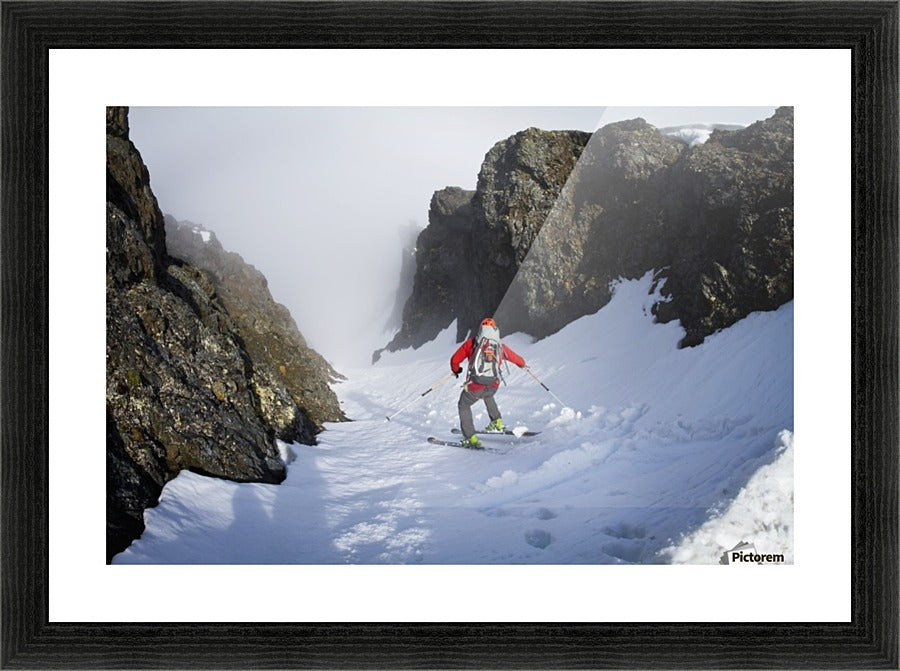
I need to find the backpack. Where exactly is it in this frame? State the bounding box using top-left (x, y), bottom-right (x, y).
top-left (468, 323), bottom-right (504, 386)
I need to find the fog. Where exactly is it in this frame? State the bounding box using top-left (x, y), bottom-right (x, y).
top-left (128, 106), bottom-right (776, 369)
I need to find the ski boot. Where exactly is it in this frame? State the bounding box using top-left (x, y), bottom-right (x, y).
top-left (461, 435), bottom-right (482, 449)
top-left (485, 418), bottom-right (505, 433)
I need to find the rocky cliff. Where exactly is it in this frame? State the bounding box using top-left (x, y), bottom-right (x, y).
top-left (382, 108), bottom-right (793, 352)
top-left (163, 217), bottom-right (347, 429)
top-left (106, 107), bottom-right (344, 562)
top-left (386, 129), bottom-right (592, 350)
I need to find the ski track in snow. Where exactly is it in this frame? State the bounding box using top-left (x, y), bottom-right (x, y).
top-left (115, 274), bottom-right (794, 565)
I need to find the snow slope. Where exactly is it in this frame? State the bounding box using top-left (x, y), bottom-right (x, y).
top-left (114, 273), bottom-right (793, 565)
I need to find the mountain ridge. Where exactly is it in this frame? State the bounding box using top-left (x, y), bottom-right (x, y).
top-left (380, 108), bottom-right (793, 354)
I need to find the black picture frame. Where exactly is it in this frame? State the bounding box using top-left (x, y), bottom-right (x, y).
top-left (2, 1), bottom-right (897, 668)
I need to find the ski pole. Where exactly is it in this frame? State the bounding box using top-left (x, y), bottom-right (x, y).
top-left (524, 366), bottom-right (569, 408)
top-left (386, 372), bottom-right (456, 421)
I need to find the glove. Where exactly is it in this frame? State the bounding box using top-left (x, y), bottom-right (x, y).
top-left (453, 368), bottom-right (462, 378)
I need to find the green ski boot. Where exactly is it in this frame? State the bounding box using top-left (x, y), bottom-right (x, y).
top-left (485, 418), bottom-right (505, 433)
top-left (461, 435), bottom-right (482, 449)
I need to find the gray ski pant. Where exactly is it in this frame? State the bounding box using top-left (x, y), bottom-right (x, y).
top-left (458, 384), bottom-right (501, 439)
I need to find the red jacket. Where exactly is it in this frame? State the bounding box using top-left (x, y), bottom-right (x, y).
top-left (450, 338), bottom-right (526, 391)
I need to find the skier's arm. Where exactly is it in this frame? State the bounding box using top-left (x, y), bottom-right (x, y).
top-left (450, 339), bottom-right (474, 375)
top-left (501, 344), bottom-right (526, 368)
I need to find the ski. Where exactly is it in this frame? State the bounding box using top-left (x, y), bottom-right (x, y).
top-left (427, 437), bottom-right (506, 453)
top-left (451, 428), bottom-right (541, 437)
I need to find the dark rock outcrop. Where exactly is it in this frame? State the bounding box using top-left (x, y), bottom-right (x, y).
top-left (164, 217), bottom-right (347, 428)
top-left (382, 108), bottom-right (793, 353)
top-left (651, 108), bottom-right (794, 345)
top-left (496, 118), bottom-right (687, 338)
top-left (385, 187), bottom-right (477, 351)
top-left (106, 107), bottom-right (342, 562)
top-left (385, 128), bottom-right (592, 349)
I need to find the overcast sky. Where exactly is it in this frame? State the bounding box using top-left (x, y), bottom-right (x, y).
top-left (128, 106), bottom-right (776, 368)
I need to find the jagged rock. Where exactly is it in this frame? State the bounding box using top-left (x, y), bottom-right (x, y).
top-left (106, 107), bottom-right (166, 278)
top-left (106, 409), bottom-right (164, 560)
top-left (381, 187), bottom-right (476, 352)
top-left (652, 107), bottom-right (794, 345)
top-left (497, 119), bottom-right (685, 337)
top-left (106, 107), bottom-right (335, 562)
top-left (474, 127), bottom-right (593, 266)
top-left (383, 128), bottom-right (592, 352)
top-left (163, 216), bottom-right (347, 428)
top-left (469, 128), bottom-right (594, 338)
top-left (381, 108), bottom-right (793, 353)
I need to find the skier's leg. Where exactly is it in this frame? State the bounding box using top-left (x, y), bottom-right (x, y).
top-left (457, 387), bottom-right (478, 439)
top-left (483, 387), bottom-right (501, 422)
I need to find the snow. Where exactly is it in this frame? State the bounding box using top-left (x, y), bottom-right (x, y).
top-left (660, 122), bottom-right (747, 147)
top-left (188, 223), bottom-right (213, 243)
top-left (114, 272), bottom-right (793, 565)
top-left (664, 430), bottom-right (794, 564)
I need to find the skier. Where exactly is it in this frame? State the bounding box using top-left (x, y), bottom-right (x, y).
top-left (450, 317), bottom-right (526, 448)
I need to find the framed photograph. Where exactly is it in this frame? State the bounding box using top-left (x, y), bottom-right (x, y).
top-left (3, 1), bottom-right (897, 668)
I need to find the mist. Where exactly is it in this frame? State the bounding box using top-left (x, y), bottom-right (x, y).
top-left (128, 106), bottom-right (776, 369)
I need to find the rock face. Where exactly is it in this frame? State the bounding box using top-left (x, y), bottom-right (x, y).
top-left (650, 109), bottom-right (794, 345)
top-left (386, 128), bottom-right (592, 349)
top-left (382, 108), bottom-right (793, 352)
top-left (163, 217), bottom-right (347, 429)
top-left (106, 107), bottom-right (343, 562)
top-left (385, 187), bottom-right (477, 350)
